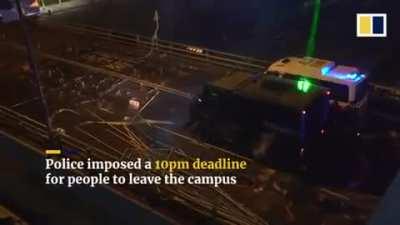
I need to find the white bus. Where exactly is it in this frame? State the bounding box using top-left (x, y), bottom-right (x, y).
top-left (265, 57), bottom-right (368, 109)
top-left (0, 0), bottom-right (40, 23)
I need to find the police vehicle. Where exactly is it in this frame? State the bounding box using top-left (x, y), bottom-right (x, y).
top-left (266, 57), bottom-right (368, 110)
top-left (190, 71), bottom-right (331, 164)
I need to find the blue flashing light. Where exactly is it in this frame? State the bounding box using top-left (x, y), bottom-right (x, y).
top-left (328, 72), bottom-right (365, 82)
top-left (321, 66), bottom-right (331, 75)
top-left (345, 73), bottom-right (358, 80)
top-left (353, 76), bottom-right (363, 82)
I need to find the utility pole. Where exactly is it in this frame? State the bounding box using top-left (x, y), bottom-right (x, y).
top-left (15, 0), bottom-right (56, 147)
top-left (153, 10), bottom-right (159, 41)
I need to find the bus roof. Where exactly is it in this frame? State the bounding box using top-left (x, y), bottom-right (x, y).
top-left (267, 57), bottom-right (366, 86)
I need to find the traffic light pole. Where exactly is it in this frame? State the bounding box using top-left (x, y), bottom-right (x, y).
top-left (15, 0), bottom-right (56, 147)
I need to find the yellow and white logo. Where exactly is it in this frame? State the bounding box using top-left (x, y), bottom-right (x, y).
top-left (357, 13), bottom-right (387, 37)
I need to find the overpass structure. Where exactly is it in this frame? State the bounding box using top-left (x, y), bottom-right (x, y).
top-left (39, 20), bottom-right (400, 101)
top-left (0, 15), bottom-right (394, 225)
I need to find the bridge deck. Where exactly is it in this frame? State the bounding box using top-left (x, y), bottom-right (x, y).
top-left (0, 22), bottom-right (380, 225)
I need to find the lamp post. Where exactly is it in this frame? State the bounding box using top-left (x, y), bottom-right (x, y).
top-left (15, 0), bottom-right (56, 147)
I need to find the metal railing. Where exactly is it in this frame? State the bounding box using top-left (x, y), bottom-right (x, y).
top-left (0, 105), bottom-right (117, 161)
top-left (36, 21), bottom-right (400, 100)
top-left (41, 21), bottom-right (270, 73)
top-left (370, 82), bottom-right (400, 100)
top-left (0, 103), bottom-right (270, 225)
top-left (39, 0), bottom-right (72, 7)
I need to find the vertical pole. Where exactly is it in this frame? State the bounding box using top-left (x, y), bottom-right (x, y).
top-left (15, 0), bottom-right (56, 147)
top-left (300, 110), bottom-right (307, 157)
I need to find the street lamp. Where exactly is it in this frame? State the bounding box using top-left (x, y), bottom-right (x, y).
top-left (14, 0), bottom-right (57, 147)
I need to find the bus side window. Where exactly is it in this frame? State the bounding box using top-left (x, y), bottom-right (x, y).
top-left (266, 71), bottom-right (280, 77)
top-left (282, 74), bottom-right (296, 81)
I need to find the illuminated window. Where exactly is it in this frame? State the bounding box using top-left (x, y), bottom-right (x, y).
top-left (297, 79), bottom-right (312, 93)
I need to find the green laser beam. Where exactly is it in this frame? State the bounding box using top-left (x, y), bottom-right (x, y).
top-left (306, 0), bottom-right (321, 57)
